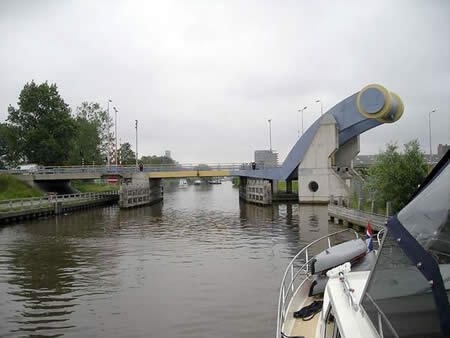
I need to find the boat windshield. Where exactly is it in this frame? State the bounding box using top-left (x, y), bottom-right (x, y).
top-left (361, 152), bottom-right (449, 337)
top-left (397, 161), bottom-right (449, 262)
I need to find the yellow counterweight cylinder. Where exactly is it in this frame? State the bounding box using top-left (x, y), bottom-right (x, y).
top-left (356, 84), bottom-right (404, 123)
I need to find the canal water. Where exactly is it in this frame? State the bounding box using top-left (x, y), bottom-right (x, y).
top-left (0, 182), bottom-right (354, 338)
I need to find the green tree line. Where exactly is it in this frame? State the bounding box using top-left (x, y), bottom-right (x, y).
top-left (364, 140), bottom-right (428, 213)
top-left (0, 81), bottom-right (176, 168)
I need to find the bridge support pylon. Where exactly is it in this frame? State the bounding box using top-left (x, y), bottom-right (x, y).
top-left (298, 113), bottom-right (351, 204)
top-left (235, 83), bottom-right (404, 206)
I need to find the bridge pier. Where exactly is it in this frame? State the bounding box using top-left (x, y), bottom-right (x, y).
top-left (239, 177), bottom-right (272, 206)
top-left (119, 173), bottom-right (162, 208)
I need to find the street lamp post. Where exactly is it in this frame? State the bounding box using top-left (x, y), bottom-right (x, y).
top-left (429, 109), bottom-right (436, 164)
top-left (118, 138), bottom-right (122, 166)
top-left (268, 119), bottom-right (272, 151)
top-left (316, 99), bottom-right (323, 115)
top-left (113, 107), bottom-right (118, 166)
top-left (107, 99), bottom-right (112, 166)
top-left (298, 106), bottom-right (308, 136)
top-left (135, 120), bottom-right (138, 171)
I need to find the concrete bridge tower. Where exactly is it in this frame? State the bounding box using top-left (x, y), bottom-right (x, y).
top-left (237, 84), bottom-right (404, 205)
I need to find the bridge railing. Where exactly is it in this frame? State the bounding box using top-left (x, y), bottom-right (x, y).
top-left (0, 191), bottom-right (118, 212)
top-left (0, 163), bottom-right (274, 175)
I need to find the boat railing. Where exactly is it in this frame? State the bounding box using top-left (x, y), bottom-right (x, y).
top-left (276, 228), bottom-right (359, 338)
top-left (376, 228), bottom-right (385, 246)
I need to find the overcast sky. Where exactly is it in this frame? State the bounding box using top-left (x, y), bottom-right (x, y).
top-left (1, 0), bottom-right (449, 163)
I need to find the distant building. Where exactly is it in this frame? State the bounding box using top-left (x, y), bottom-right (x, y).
top-left (353, 144), bottom-right (449, 168)
top-left (438, 144), bottom-right (449, 159)
top-left (423, 144), bottom-right (449, 165)
top-left (164, 150), bottom-right (171, 159)
top-left (254, 150), bottom-right (278, 168)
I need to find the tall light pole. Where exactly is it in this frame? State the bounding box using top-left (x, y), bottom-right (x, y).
top-left (316, 99), bottom-right (323, 115)
top-left (298, 106), bottom-right (308, 136)
top-left (429, 109), bottom-right (436, 164)
top-left (268, 119), bottom-right (272, 151)
top-left (107, 99), bottom-right (112, 166)
top-left (118, 138), bottom-right (122, 166)
top-left (135, 120), bottom-right (138, 170)
top-left (113, 107), bottom-right (118, 166)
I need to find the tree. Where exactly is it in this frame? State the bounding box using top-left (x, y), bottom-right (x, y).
top-left (0, 123), bottom-right (23, 168)
top-left (0, 123), bottom-right (10, 168)
top-left (119, 142), bottom-right (136, 165)
top-left (76, 102), bottom-right (113, 160)
top-left (194, 163), bottom-right (210, 170)
top-left (7, 81), bottom-right (77, 166)
top-left (66, 117), bottom-right (102, 165)
top-left (140, 155), bottom-right (175, 166)
top-left (366, 140), bottom-right (428, 213)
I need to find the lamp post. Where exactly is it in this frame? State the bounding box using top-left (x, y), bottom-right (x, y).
top-left (135, 120), bottom-right (138, 171)
top-left (429, 109), bottom-right (436, 164)
top-left (107, 99), bottom-right (112, 166)
top-left (316, 99), bottom-right (323, 115)
top-left (113, 107), bottom-right (118, 166)
top-left (118, 138), bottom-right (122, 166)
top-left (268, 119), bottom-right (272, 151)
top-left (298, 106), bottom-right (308, 136)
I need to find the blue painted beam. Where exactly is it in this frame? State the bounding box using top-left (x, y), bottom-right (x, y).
top-left (237, 84), bottom-right (403, 180)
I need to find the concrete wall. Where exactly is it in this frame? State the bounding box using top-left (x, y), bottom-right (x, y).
top-left (335, 135), bottom-right (360, 168)
top-left (298, 114), bottom-right (350, 204)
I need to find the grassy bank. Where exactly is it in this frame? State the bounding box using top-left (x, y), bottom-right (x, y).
top-left (0, 175), bottom-right (44, 200)
top-left (72, 180), bottom-right (119, 193)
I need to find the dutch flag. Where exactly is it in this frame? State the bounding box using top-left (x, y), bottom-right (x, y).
top-left (366, 221), bottom-right (374, 252)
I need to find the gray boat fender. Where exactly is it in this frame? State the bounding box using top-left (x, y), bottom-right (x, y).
top-left (310, 238), bottom-right (367, 275)
top-left (309, 250), bottom-right (378, 297)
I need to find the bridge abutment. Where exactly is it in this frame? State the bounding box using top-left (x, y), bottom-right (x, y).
top-left (15, 175), bottom-right (78, 194)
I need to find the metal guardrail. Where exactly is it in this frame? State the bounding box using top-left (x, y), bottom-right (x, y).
top-left (328, 204), bottom-right (388, 230)
top-left (276, 229), bottom-right (359, 338)
top-left (0, 191), bottom-right (118, 212)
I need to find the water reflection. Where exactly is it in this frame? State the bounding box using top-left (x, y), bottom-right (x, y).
top-left (239, 200), bottom-right (280, 223)
top-left (298, 204), bottom-right (329, 243)
top-left (5, 239), bottom-right (78, 336)
top-left (0, 184), bottom-right (355, 338)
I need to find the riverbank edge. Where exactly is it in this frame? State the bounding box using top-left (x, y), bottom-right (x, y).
top-left (0, 195), bottom-right (119, 226)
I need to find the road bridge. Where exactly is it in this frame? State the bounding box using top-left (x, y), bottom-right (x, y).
top-left (1, 163), bottom-right (245, 180)
top-left (0, 164), bottom-right (247, 194)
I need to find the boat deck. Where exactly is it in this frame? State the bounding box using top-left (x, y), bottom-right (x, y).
top-left (290, 297), bottom-right (322, 338)
top-left (283, 294), bottom-right (323, 338)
